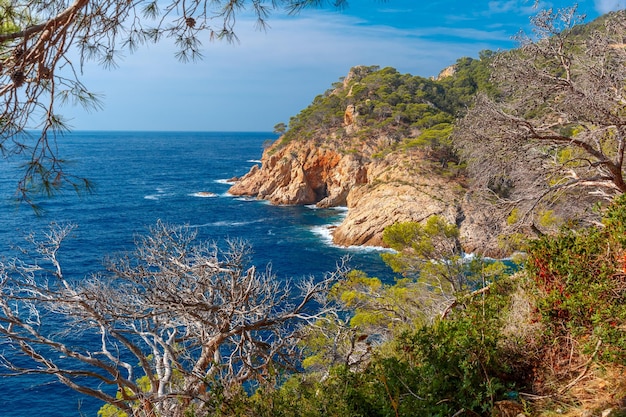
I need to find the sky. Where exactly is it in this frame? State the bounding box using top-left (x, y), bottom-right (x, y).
top-left (62, 0), bottom-right (621, 132)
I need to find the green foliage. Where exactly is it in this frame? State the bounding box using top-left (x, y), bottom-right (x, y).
top-left (437, 54), bottom-right (496, 114)
top-left (507, 207), bottom-right (521, 225)
top-left (0, 1), bottom-right (32, 35)
top-left (301, 217), bottom-right (509, 385)
top-left (98, 404), bottom-right (128, 417)
top-left (272, 58), bottom-right (494, 163)
top-left (527, 194), bottom-right (626, 364)
top-left (247, 367), bottom-right (386, 417)
top-left (404, 122), bottom-right (457, 167)
top-left (97, 374), bottom-right (154, 416)
top-left (273, 122), bottom-right (287, 135)
top-left (300, 269), bottom-right (432, 373)
top-left (332, 270), bottom-right (429, 330)
top-left (255, 277), bottom-right (526, 417)
top-left (382, 216), bottom-right (459, 254)
top-left (537, 209), bottom-right (559, 229)
top-left (376, 315), bottom-right (509, 415)
top-left (381, 217), bottom-right (482, 294)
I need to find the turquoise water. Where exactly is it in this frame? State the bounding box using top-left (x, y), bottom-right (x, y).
top-left (0, 131), bottom-right (393, 416)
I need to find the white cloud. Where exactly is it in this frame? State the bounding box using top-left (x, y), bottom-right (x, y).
top-left (594, 0), bottom-right (626, 13)
top-left (61, 10), bottom-right (519, 131)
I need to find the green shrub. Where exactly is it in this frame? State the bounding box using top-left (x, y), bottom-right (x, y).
top-left (526, 195), bottom-right (626, 363)
top-left (336, 278), bottom-right (524, 417)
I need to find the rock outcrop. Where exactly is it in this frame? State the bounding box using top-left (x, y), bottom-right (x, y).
top-left (229, 133), bottom-right (469, 250)
top-left (228, 142), bottom-right (367, 207)
top-left (435, 64), bottom-right (456, 80)
top-left (228, 65), bottom-right (506, 256)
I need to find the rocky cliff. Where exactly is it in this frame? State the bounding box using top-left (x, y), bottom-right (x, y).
top-left (229, 137), bottom-right (464, 247)
top-left (228, 65), bottom-right (504, 255)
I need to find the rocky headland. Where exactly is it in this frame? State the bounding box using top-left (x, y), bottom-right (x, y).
top-left (229, 64), bottom-right (504, 255)
top-left (229, 136), bottom-right (463, 247)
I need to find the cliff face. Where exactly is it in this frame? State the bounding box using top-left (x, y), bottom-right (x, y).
top-left (228, 65), bottom-right (505, 255)
top-left (229, 143), bottom-right (367, 207)
top-left (229, 137), bottom-right (464, 247)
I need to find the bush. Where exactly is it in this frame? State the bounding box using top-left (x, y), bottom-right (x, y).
top-left (312, 277), bottom-right (526, 417)
top-left (526, 195), bottom-right (626, 364)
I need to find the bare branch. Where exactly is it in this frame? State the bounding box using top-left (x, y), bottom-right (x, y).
top-left (455, 8), bottom-right (626, 236)
top-left (0, 221), bottom-right (348, 416)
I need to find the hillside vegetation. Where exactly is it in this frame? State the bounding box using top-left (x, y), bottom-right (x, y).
top-left (222, 8), bottom-right (626, 417)
top-left (277, 55), bottom-right (492, 169)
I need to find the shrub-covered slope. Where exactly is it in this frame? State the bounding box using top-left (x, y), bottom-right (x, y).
top-left (229, 59), bottom-right (502, 252)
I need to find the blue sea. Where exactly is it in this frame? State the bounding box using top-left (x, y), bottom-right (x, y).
top-left (0, 131), bottom-right (393, 417)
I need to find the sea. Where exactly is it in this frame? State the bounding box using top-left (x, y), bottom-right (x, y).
top-left (0, 131), bottom-right (393, 417)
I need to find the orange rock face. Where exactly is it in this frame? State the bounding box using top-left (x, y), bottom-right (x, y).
top-left (228, 136), bottom-right (468, 250)
top-left (228, 141), bottom-right (367, 207)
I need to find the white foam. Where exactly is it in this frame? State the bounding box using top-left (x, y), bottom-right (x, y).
top-left (348, 244), bottom-right (395, 253)
top-left (310, 225), bottom-right (334, 244)
top-left (212, 220), bottom-right (259, 227)
top-left (189, 191), bottom-right (217, 198)
top-left (214, 179), bottom-right (233, 185)
top-left (191, 219), bottom-right (264, 228)
top-left (145, 186), bottom-right (175, 200)
top-left (305, 204), bottom-right (349, 212)
top-left (310, 225), bottom-right (395, 253)
top-left (233, 196), bottom-right (259, 202)
top-left (247, 159), bottom-right (262, 164)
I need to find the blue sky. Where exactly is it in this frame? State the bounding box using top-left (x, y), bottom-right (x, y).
top-left (63, 0), bottom-right (619, 132)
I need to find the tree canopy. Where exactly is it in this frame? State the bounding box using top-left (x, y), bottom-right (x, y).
top-left (277, 58), bottom-right (492, 170)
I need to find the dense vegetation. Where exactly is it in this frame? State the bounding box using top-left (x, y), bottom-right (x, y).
top-left (276, 55), bottom-right (492, 168)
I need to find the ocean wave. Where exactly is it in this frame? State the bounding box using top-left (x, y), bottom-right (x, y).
top-left (310, 225), bottom-right (394, 253)
top-left (190, 219), bottom-right (265, 228)
top-left (305, 204), bottom-right (349, 212)
top-left (247, 159), bottom-right (262, 164)
top-left (230, 196), bottom-right (270, 205)
top-left (213, 220), bottom-right (260, 227)
top-left (145, 186), bottom-right (176, 201)
top-left (310, 225), bottom-right (334, 244)
top-left (232, 195), bottom-right (258, 202)
top-left (189, 191), bottom-right (217, 198)
top-left (214, 179), bottom-right (233, 185)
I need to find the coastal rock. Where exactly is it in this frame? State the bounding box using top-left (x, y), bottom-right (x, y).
top-left (435, 64), bottom-right (457, 80)
top-left (333, 153), bottom-right (462, 247)
top-left (228, 141), bottom-right (367, 207)
top-left (228, 65), bottom-right (506, 256)
top-left (344, 105), bottom-right (358, 126)
top-left (228, 137), bottom-right (472, 251)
